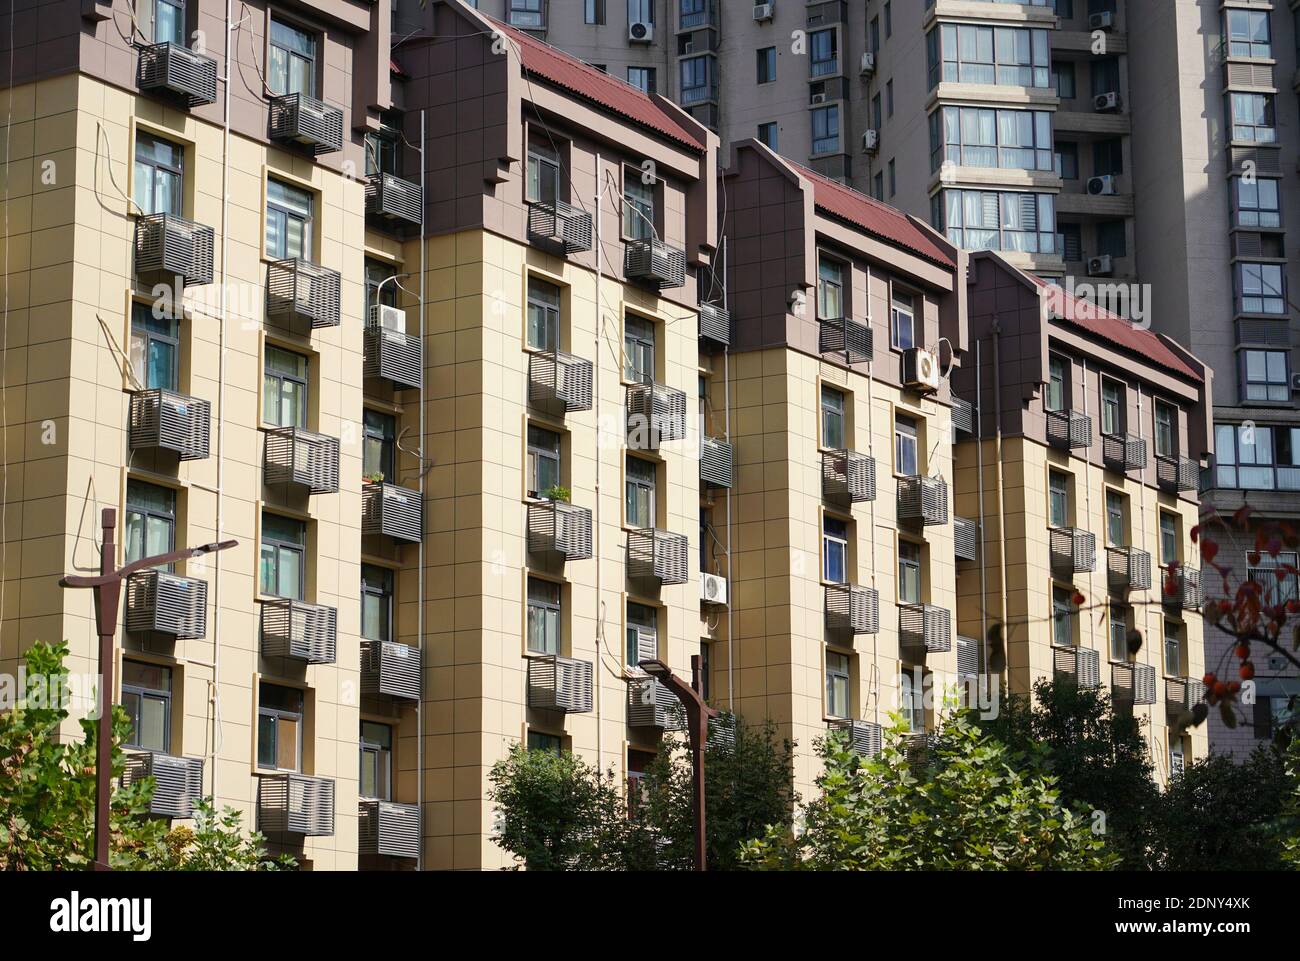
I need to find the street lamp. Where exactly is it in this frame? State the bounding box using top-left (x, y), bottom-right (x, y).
top-left (59, 507), bottom-right (236, 870)
top-left (637, 654), bottom-right (718, 871)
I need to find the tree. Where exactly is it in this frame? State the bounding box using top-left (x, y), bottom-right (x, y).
top-left (135, 800), bottom-right (293, 871)
top-left (741, 711), bottom-right (1117, 871)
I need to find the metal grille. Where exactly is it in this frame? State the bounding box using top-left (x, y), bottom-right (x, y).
top-left (1155, 454), bottom-right (1198, 493)
top-left (259, 598), bottom-right (337, 664)
top-left (134, 213), bottom-right (214, 288)
top-left (1230, 146), bottom-right (1283, 175)
top-left (125, 570), bottom-right (208, 638)
top-left (626, 528), bottom-right (689, 585)
top-left (1236, 317), bottom-right (1290, 346)
top-left (1045, 409), bottom-right (1092, 450)
top-left (1054, 646), bottom-right (1101, 689)
top-left (698, 302), bottom-right (730, 349)
top-left (708, 712), bottom-right (737, 753)
top-left (821, 450), bottom-right (876, 504)
top-left (364, 310), bottom-right (422, 390)
top-left (268, 92), bottom-right (343, 154)
top-left (1102, 433), bottom-right (1147, 473)
top-left (1224, 61), bottom-right (1273, 87)
top-left (951, 397), bottom-right (974, 437)
top-left (136, 41), bottom-right (218, 107)
top-left (700, 436), bottom-right (733, 488)
top-left (897, 475), bottom-right (949, 526)
top-left (362, 482), bottom-right (423, 543)
top-left (1163, 566), bottom-right (1201, 611)
top-left (263, 426), bottom-right (340, 494)
top-left (360, 639), bottom-right (421, 700)
top-left (527, 655), bottom-right (594, 712)
top-left (359, 800), bottom-right (420, 859)
top-left (1113, 662), bottom-right (1157, 705)
top-left (528, 350), bottom-right (594, 413)
top-left (626, 383), bottom-right (687, 449)
top-left (624, 238), bottom-right (686, 288)
top-left (824, 583), bottom-right (879, 635)
top-left (526, 501), bottom-right (593, 560)
top-left (1050, 527), bottom-right (1096, 576)
top-left (129, 388), bottom-right (210, 460)
top-left (828, 719), bottom-right (883, 756)
top-left (123, 751), bottom-right (204, 818)
top-left (626, 677), bottom-right (686, 730)
top-left (1165, 676), bottom-right (1206, 715)
top-left (818, 316), bottom-right (873, 363)
top-left (899, 603), bottom-right (952, 654)
top-left (258, 774), bottom-right (335, 836)
top-left (956, 635), bottom-right (981, 678)
top-left (364, 172), bottom-right (422, 227)
top-left (954, 516), bottom-right (979, 562)
top-left (266, 258), bottom-right (341, 330)
top-left (527, 200), bottom-right (594, 254)
top-left (1107, 546), bottom-right (1152, 591)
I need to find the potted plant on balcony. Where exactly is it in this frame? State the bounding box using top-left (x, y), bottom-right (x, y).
top-left (363, 471), bottom-right (385, 485)
top-left (542, 484), bottom-right (571, 503)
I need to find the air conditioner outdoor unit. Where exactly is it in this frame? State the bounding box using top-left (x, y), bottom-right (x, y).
top-left (373, 304), bottom-right (404, 330)
top-left (1094, 91), bottom-right (1121, 112)
top-left (753, 3), bottom-right (773, 22)
top-left (1089, 11), bottom-right (1114, 31)
top-left (700, 572), bottom-right (728, 605)
top-left (683, 39), bottom-right (696, 54)
top-left (903, 347), bottom-right (941, 392)
top-left (862, 129), bottom-right (879, 153)
top-left (1087, 175), bottom-right (1117, 196)
top-left (860, 52), bottom-right (875, 76)
top-left (629, 21), bottom-right (654, 43)
top-left (811, 92), bottom-right (827, 104)
top-left (1291, 372), bottom-right (1300, 392)
top-left (1087, 254), bottom-right (1114, 276)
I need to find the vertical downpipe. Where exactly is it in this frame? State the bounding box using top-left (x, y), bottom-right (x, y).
top-left (722, 237), bottom-right (734, 710)
top-left (1081, 360), bottom-right (1095, 654)
top-left (593, 152), bottom-right (603, 774)
top-left (975, 338), bottom-right (988, 679)
top-left (416, 108), bottom-right (427, 872)
top-left (991, 322), bottom-right (1009, 696)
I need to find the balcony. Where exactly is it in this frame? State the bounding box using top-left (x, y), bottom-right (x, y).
top-left (956, 634), bottom-right (981, 679)
top-left (364, 313), bottom-right (423, 391)
top-left (818, 316), bottom-right (872, 364)
top-left (679, 0), bottom-right (717, 30)
top-left (360, 639), bottom-right (422, 701)
top-left (824, 583), bottom-right (879, 636)
top-left (821, 450), bottom-right (876, 505)
top-left (268, 92), bottom-right (343, 155)
top-left (1045, 408), bottom-right (1092, 450)
top-left (133, 214), bottom-right (214, 289)
top-left (1156, 454), bottom-right (1199, 493)
top-left (627, 529), bottom-right (689, 586)
top-left (708, 712), bottom-right (737, 752)
top-left (124, 570), bottom-right (208, 639)
top-left (1106, 546), bottom-right (1152, 592)
top-left (899, 603), bottom-right (953, 655)
top-left (362, 482), bottom-right (423, 544)
top-left (698, 301), bottom-right (730, 350)
top-left (528, 351), bottom-right (594, 414)
top-left (1050, 527), bottom-right (1096, 576)
top-left (258, 774), bottom-right (335, 836)
top-left (627, 677), bottom-right (686, 731)
top-left (897, 476), bottom-right (949, 526)
top-left (1162, 566), bottom-right (1201, 612)
top-left (527, 501), bottom-right (593, 561)
top-left (626, 382), bottom-right (687, 450)
top-left (364, 172), bottom-right (422, 229)
top-left (1103, 433), bottom-right (1147, 474)
top-left (527, 655), bottom-right (594, 713)
top-left (1165, 677), bottom-right (1206, 718)
top-left (951, 398), bottom-right (975, 437)
top-left (1053, 646), bottom-right (1101, 689)
top-left (266, 258), bottom-right (341, 331)
top-left (259, 598), bottom-right (338, 664)
top-left (1112, 662), bottom-right (1157, 705)
top-left (624, 238), bottom-right (686, 289)
top-left (827, 719), bottom-right (883, 756)
top-left (527, 200), bottom-right (594, 254)
top-left (129, 388), bottom-right (210, 461)
top-left (123, 752), bottom-right (204, 818)
top-left (953, 516), bottom-right (979, 561)
top-left (506, 1), bottom-right (547, 31)
top-left (263, 427), bottom-right (340, 494)
top-left (135, 41), bottom-right (218, 107)
top-left (700, 436), bottom-right (733, 488)
top-left (359, 800), bottom-right (420, 860)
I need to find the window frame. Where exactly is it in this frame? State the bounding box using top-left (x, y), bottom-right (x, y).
top-left (898, 539), bottom-right (922, 605)
top-left (1241, 348), bottom-right (1291, 402)
top-left (1232, 176), bottom-right (1282, 229)
top-left (626, 602), bottom-right (658, 669)
top-left (527, 424), bottom-right (563, 499)
top-left (625, 455), bottom-right (657, 529)
top-left (359, 720), bottom-right (394, 801)
top-left (1154, 400), bottom-right (1177, 458)
top-left (1236, 261), bottom-right (1286, 315)
top-left (1051, 586), bottom-right (1075, 648)
top-left (821, 385), bottom-right (846, 450)
top-left (1048, 469), bottom-right (1070, 528)
top-left (623, 315), bottom-right (656, 383)
top-left (133, 132), bottom-right (184, 217)
top-left (811, 104), bottom-right (840, 156)
top-left (895, 414), bottom-right (919, 477)
top-left (1100, 377), bottom-right (1124, 436)
top-left (526, 277), bottom-right (561, 352)
top-left (257, 682), bottom-right (305, 773)
top-left (823, 515), bottom-right (849, 584)
top-left (362, 408), bottom-right (396, 482)
top-left (125, 479), bottom-right (177, 570)
top-left (130, 301), bottom-right (180, 392)
top-left (259, 512), bottom-right (307, 601)
top-left (268, 17), bottom-right (317, 98)
top-left (526, 576), bottom-right (563, 655)
top-left (265, 178), bottom-right (314, 261)
top-left (756, 46), bottom-right (776, 84)
top-left (1159, 510), bottom-right (1179, 566)
top-left (825, 650), bottom-right (850, 719)
top-left (890, 290), bottom-right (916, 350)
top-left (122, 660), bottom-right (173, 752)
top-left (361, 563), bottom-right (394, 643)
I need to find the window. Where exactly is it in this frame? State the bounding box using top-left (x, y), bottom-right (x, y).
top-left (895, 414), bottom-right (919, 477)
top-left (509, 0), bottom-right (544, 29)
top-left (1236, 262), bottom-right (1286, 314)
top-left (1046, 355), bottom-right (1067, 412)
top-left (623, 315), bottom-right (655, 383)
top-left (626, 602), bottom-right (657, 668)
top-left (1053, 0), bottom-right (1073, 17)
top-left (931, 106), bottom-right (1054, 172)
top-left (133, 133), bottom-right (183, 216)
top-left (811, 105), bottom-right (840, 155)
top-left (1057, 223), bottom-right (1082, 263)
top-left (898, 540), bottom-right (922, 605)
top-left (359, 721), bottom-right (392, 800)
top-left (1054, 141), bottom-right (1078, 180)
top-left (758, 122), bottom-right (778, 150)
top-left (130, 302), bottom-right (179, 391)
top-left (527, 577), bottom-right (562, 655)
top-left (528, 425), bottom-right (562, 498)
top-left (623, 170), bottom-right (655, 241)
top-left (1096, 220), bottom-right (1126, 259)
top-left (1052, 62), bottom-right (1076, 99)
top-left (263, 345), bottom-right (307, 429)
top-left (817, 256), bottom-right (843, 320)
top-left (1159, 511), bottom-right (1178, 566)
top-left (699, 641), bottom-right (711, 702)
top-left (826, 651), bottom-right (850, 719)
top-left (147, 0), bottom-right (185, 44)
top-left (122, 661), bottom-right (172, 752)
top-left (823, 516), bottom-right (849, 584)
top-left (1052, 587), bottom-right (1074, 648)
top-left (1090, 57), bottom-right (1119, 98)
top-left (1048, 470), bottom-right (1069, 528)
top-left (1226, 8), bottom-right (1271, 59)
top-left (886, 80), bottom-right (894, 117)
top-left (1105, 490), bottom-right (1125, 546)
top-left (1248, 551), bottom-right (1300, 607)
top-left (268, 18), bottom-right (316, 97)
top-left (363, 408), bottom-right (395, 482)
top-left (257, 683), bottom-right (304, 772)
top-left (1242, 349), bottom-right (1290, 402)
top-left (820, 386), bottom-right (847, 450)
top-left (679, 55), bottom-right (713, 103)
top-left (527, 731), bottom-right (563, 754)
top-left (1229, 93), bottom-right (1276, 143)
top-left (627, 66), bottom-right (655, 93)
top-left (1233, 177), bottom-right (1281, 228)
top-left (888, 158), bottom-right (896, 198)
top-left (259, 513), bottom-right (306, 600)
top-left (939, 189), bottom-right (1056, 254)
top-left (1101, 378), bottom-right (1124, 436)
top-left (584, 0), bottom-right (605, 25)
top-left (885, 1), bottom-right (892, 37)
top-left (625, 456), bottom-right (656, 528)
top-left (873, 172), bottom-right (884, 202)
top-left (526, 277), bottom-right (561, 352)
top-left (364, 121), bottom-right (402, 178)
top-left (627, 0), bottom-right (653, 24)
top-left (756, 47), bottom-right (776, 84)
top-left (265, 179), bottom-right (313, 261)
top-left (927, 23), bottom-right (1051, 89)
top-left (1109, 602), bottom-right (1128, 661)
top-left (869, 17), bottom-right (880, 57)
top-left (361, 564), bottom-right (393, 642)
top-left (891, 291), bottom-right (915, 350)
top-left (1093, 137), bottom-right (1123, 176)
top-left (900, 670), bottom-right (923, 731)
top-left (1214, 423), bottom-right (1300, 491)
top-left (125, 480), bottom-right (175, 568)
top-left (526, 138), bottom-right (560, 206)
top-left (364, 259), bottom-right (398, 315)
top-left (1163, 620), bottom-right (1182, 677)
top-left (871, 93), bottom-right (882, 132)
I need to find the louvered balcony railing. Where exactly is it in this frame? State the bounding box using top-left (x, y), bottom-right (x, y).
top-left (824, 583), bottom-right (879, 636)
top-left (123, 751), bottom-right (204, 818)
top-left (1050, 527), bottom-right (1097, 576)
top-left (527, 655), bottom-right (594, 713)
top-left (268, 92), bottom-right (343, 154)
top-left (821, 450), bottom-right (875, 505)
top-left (362, 482), bottom-right (422, 544)
top-left (263, 426), bottom-right (340, 494)
top-left (259, 598), bottom-right (337, 664)
top-left (124, 570), bottom-right (208, 639)
top-left (359, 800), bottom-right (420, 859)
top-left (258, 774), bottom-right (335, 836)
top-left (527, 501), bottom-right (593, 561)
top-left (360, 639), bottom-right (421, 701)
top-left (624, 238), bottom-right (686, 288)
top-left (136, 41), bottom-right (218, 107)
top-left (899, 603), bottom-right (952, 655)
top-left (134, 213), bottom-right (214, 288)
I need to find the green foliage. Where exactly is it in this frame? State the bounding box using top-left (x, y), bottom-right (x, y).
top-left (137, 800), bottom-right (293, 871)
top-left (740, 711), bottom-right (1118, 871)
top-left (1286, 738), bottom-right (1300, 869)
top-left (542, 484), bottom-right (571, 503)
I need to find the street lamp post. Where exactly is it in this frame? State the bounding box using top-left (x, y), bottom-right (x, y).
top-left (59, 507), bottom-right (236, 870)
top-left (637, 654), bottom-right (718, 871)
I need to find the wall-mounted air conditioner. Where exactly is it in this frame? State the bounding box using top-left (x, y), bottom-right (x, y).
top-left (700, 572), bottom-right (728, 605)
top-left (862, 129), bottom-right (879, 153)
top-left (1089, 11), bottom-right (1114, 31)
top-left (1087, 175), bottom-right (1117, 196)
top-left (1094, 91), bottom-right (1121, 112)
top-left (753, 3), bottom-right (773, 22)
top-left (903, 347), bottom-right (941, 392)
top-left (860, 52), bottom-right (875, 76)
top-left (1087, 254), bottom-right (1114, 276)
top-left (629, 21), bottom-right (654, 43)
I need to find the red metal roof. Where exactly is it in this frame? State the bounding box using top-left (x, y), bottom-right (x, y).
top-left (490, 19), bottom-right (705, 151)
